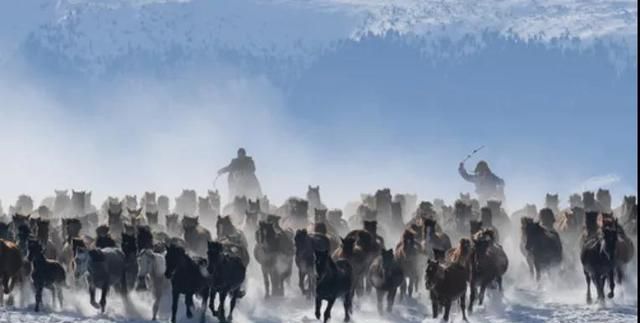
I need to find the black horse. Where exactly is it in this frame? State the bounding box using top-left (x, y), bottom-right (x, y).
top-left (164, 243), bottom-right (210, 323)
top-left (581, 219), bottom-right (618, 303)
top-left (314, 249), bottom-right (353, 323)
top-left (27, 240), bottom-right (65, 312)
top-left (206, 241), bottom-right (246, 323)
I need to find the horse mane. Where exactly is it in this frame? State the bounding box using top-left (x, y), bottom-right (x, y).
top-left (446, 238), bottom-right (471, 266)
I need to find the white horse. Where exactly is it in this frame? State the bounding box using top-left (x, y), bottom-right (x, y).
top-left (137, 248), bottom-right (169, 320)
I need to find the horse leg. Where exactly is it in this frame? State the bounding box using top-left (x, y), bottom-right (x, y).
top-left (34, 284), bottom-right (43, 312)
top-left (387, 287), bottom-right (397, 313)
top-left (616, 265), bottom-right (623, 284)
top-left (460, 291), bottom-right (468, 322)
top-left (443, 300), bottom-right (452, 322)
top-left (99, 284), bottom-right (109, 313)
top-left (399, 279), bottom-right (406, 302)
top-left (365, 278), bottom-right (372, 295)
top-left (323, 297), bottom-right (335, 323)
top-left (171, 291), bottom-right (179, 323)
top-left (57, 285), bottom-right (64, 309)
top-left (375, 289), bottom-right (384, 315)
top-left (595, 276), bottom-right (605, 302)
top-left (199, 289), bottom-right (209, 323)
top-left (185, 293), bottom-right (194, 319)
top-left (315, 296), bottom-right (322, 319)
top-left (584, 272), bottom-right (592, 304)
top-left (479, 282), bottom-right (487, 306)
top-left (408, 274), bottom-right (415, 298)
top-left (430, 291), bottom-right (438, 318)
top-left (90, 285), bottom-right (99, 309)
top-left (355, 276), bottom-right (364, 297)
top-left (343, 291), bottom-right (353, 322)
top-left (608, 269), bottom-right (615, 299)
top-left (152, 291), bottom-right (160, 321)
top-left (228, 291), bottom-right (239, 322)
top-left (468, 282), bottom-right (476, 313)
top-left (309, 272), bottom-right (316, 299)
top-left (270, 271), bottom-right (279, 297)
top-left (2, 277), bottom-right (10, 294)
top-left (49, 286), bottom-right (56, 310)
top-left (298, 270), bottom-right (305, 296)
top-left (217, 291), bottom-right (227, 322)
top-left (497, 275), bottom-right (504, 294)
top-left (261, 267), bottom-right (270, 298)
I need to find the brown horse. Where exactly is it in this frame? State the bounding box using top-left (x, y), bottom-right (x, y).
top-left (469, 229), bottom-right (508, 312)
top-left (254, 220), bottom-right (294, 297)
top-left (294, 228), bottom-right (330, 297)
top-left (332, 237), bottom-right (368, 297)
top-left (368, 249), bottom-right (404, 314)
top-left (422, 218), bottom-right (452, 259)
top-left (520, 217), bottom-right (562, 281)
top-left (216, 215), bottom-right (250, 267)
top-left (425, 255), bottom-right (468, 322)
top-left (394, 229), bottom-right (421, 300)
top-left (181, 216), bottom-right (211, 256)
top-left (599, 213), bottom-right (635, 283)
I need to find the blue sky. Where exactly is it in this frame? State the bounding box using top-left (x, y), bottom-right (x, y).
top-left (0, 0), bottom-right (636, 210)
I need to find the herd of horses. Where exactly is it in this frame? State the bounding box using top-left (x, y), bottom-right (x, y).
top-left (0, 187), bottom-right (637, 322)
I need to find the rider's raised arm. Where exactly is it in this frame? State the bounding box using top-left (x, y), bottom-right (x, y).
top-left (217, 164), bottom-right (231, 175)
top-left (458, 162), bottom-right (476, 183)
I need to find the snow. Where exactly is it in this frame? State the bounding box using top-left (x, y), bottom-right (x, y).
top-left (1, 235), bottom-right (637, 322)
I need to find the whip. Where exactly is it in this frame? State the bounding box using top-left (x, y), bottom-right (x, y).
top-left (461, 145), bottom-right (485, 164)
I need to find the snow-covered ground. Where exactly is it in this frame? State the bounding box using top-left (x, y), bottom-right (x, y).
top-left (2, 236), bottom-right (637, 323)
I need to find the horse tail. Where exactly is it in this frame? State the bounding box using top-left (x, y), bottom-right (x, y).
top-left (120, 267), bottom-right (128, 295)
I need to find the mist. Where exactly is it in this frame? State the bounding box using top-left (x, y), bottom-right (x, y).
top-left (1, 26), bottom-right (637, 212)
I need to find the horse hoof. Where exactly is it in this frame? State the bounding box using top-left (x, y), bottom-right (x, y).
top-left (608, 292), bottom-right (614, 299)
top-left (586, 298), bottom-right (592, 305)
top-left (187, 312), bottom-right (193, 319)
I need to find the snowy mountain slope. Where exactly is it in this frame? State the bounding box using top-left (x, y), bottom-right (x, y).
top-left (1, 0), bottom-right (637, 74)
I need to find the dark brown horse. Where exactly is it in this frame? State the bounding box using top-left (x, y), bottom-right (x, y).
top-left (580, 218), bottom-right (618, 303)
top-left (520, 217), bottom-right (562, 281)
top-left (368, 249), bottom-right (404, 314)
top-left (207, 241), bottom-right (246, 323)
top-left (0, 239), bottom-right (22, 305)
top-left (314, 249), bottom-right (353, 323)
top-left (182, 216), bottom-right (211, 256)
top-left (332, 237), bottom-right (368, 297)
top-left (164, 243), bottom-right (210, 323)
top-left (27, 240), bottom-right (66, 311)
top-left (254, 220), bottom-right (294, 297)
top-left (469, 229), bottom-right (508, 312)
top-left (425, 255), bottom-right (468, 322)
top-left (394, 229), bottom-right (421, 300)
